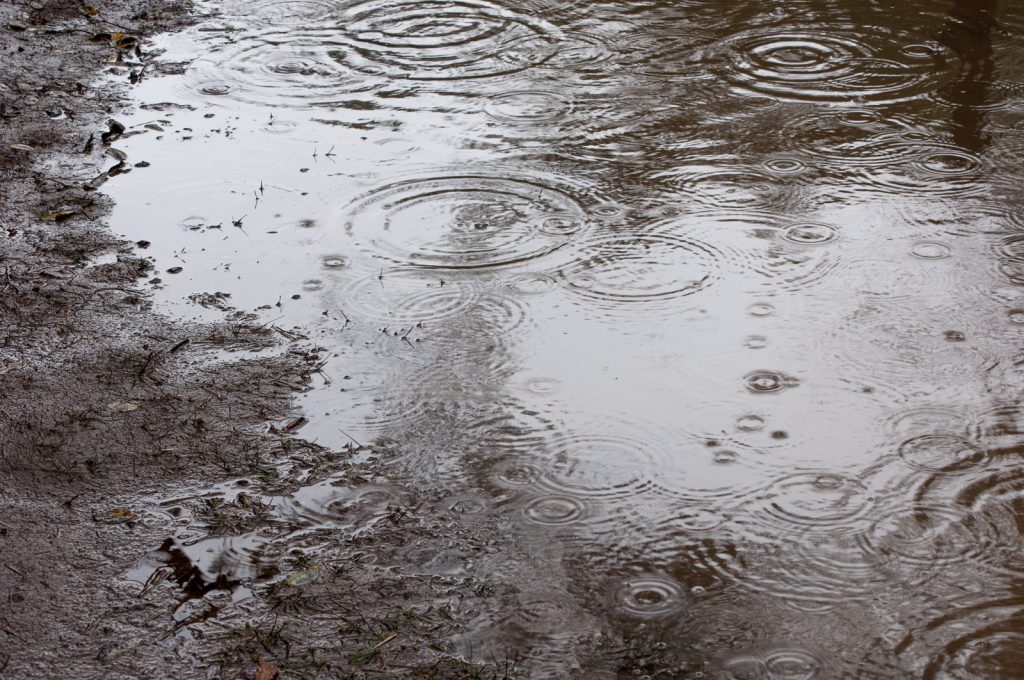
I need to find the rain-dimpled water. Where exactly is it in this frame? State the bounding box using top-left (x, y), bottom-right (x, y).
top-left (103, 0), bottom-right (1024, 676)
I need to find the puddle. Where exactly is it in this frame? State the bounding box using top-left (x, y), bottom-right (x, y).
top-left (103, 0), bottom-right (1024, 675)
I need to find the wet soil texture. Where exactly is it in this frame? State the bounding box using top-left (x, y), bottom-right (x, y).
top-left (9, 0), bottom-right (1024, 677)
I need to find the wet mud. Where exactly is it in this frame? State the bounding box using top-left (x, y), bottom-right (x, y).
top-left (6, 0), bottom-right (1024, 677)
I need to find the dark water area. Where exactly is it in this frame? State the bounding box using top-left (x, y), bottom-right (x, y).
top-left (103, 0), bottom-right (1024, 676)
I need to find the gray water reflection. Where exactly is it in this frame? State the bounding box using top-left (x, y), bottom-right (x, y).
top-left (106, 0), bottom-right (1024, 675)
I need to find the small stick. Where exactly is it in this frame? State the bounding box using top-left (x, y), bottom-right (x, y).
top-left (373, 633), bottom-right (397, 651)
top-left (338, 428), bottom-right (363, 449)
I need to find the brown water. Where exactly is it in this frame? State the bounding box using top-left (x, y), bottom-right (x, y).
top-left (103, 0), bottom-right (1024, 676)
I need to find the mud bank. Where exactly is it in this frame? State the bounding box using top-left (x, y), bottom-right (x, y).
top-left (0, 3), bottom-right (679, 676)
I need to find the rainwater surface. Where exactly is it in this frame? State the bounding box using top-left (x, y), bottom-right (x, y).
top-left (101, 0), bottom-right (1024, 676)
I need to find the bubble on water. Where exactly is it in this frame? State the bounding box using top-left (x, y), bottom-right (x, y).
top-left (302, 279), bottom-right (324, 291)
top-left (780, 222), bottom-right (839, 245)
top-left (736, 415), bottom-right (765, 432)
top-left (745, 335), bottom-right (769, 349)
top-left (745, 370), bottom-right (798, 393)
top-left (197, 81), bottom-right (233, 96)
top-left (321, 255), bottom-right (350, 269)
top-left (713, 449), bottom-right (739, 464)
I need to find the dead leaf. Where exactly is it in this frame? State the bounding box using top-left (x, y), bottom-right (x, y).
top-left (254, 659), bottom-right (279, 680)
top-left (105, 401), bottom-right (141, 413)
top-left (101, 508), bottom-right (138, 524)
top-left (40, 209), bottom-right (80, 222)
top-left (284, 565), bottom-right (322, 587)
top-left (81, 5), bottom-right (98, 16)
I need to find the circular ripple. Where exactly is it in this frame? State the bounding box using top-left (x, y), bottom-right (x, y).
top-left (338, 268), bottom-right (483, 324)
top-left (560, 231), bottom-right (720, 312)
top-left (522, 495), bottom-right (586, 526)
top-left (859, 503), bottom-right (990, 567)
top-left (721, 30), bottom-right (932, 104)
top-left (717, 648), bottom-right (822, 679)
top-left (483, 91), bottom-right (572, 123)
top-left (537, 432), bottom-right (659, 501)
top-left (342, 175), bottom-right (590, 270)
top-left (336, 0), bottom-right (562, 80)
top-left (743, 471), bottom-right (874, 536)
top-left (882, 600), bottom-right (1024, 680)
top-left (184, 33), bottom-right (376, 106)
top-left (656, 164), bottom-right (781, 210)
top-left (613, 575), bottom-right (687, 619)
top-left (952, 466), bottom-right (1024, 577)
top-left (859, 145), bottom-right (986, 198)
top-left (224, 0), bottom-right (337, 25)
top-left (897, 434), bottom-right (987, 473)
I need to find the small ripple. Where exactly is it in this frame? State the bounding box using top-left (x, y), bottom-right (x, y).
top-left (762, 156), bottom-right (811, 176)
top-left (910, 241), bottom-right (953, 259)
top-left (897, 434), bottom-right (988, 474)
top-left (716, 648), bottom-right (822, 680)
top-left (482, 90), bottom-right (572, 123)
top-left (611, 574), bottom-right (688, 620)
top-left (522, 495), bottom-right (587, 526)
top-left (779, 222), bottom-right (840, 245)
top-left (748, 302), bottom-right (776, 316)
top-left (341, 174), bottom-right (592, 270)
top-left (277, 480), bottom-right (406, 529)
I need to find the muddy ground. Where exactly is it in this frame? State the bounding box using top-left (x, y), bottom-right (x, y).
top-left (0, 1), bottom-right (694, 677)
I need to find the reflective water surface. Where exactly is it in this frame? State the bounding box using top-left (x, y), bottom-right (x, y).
top-left (104, 0), bottom-right (1024, 675)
